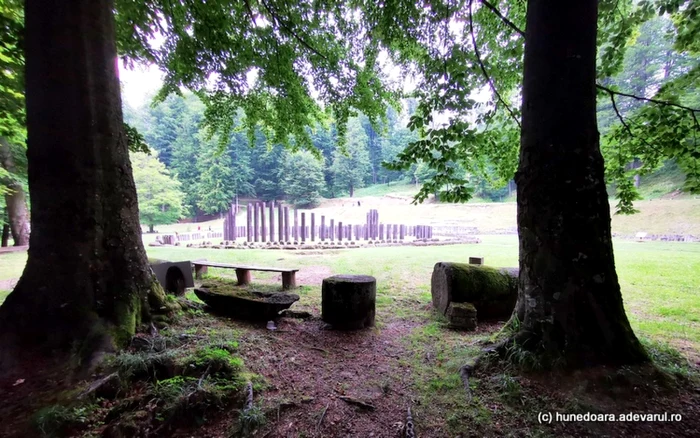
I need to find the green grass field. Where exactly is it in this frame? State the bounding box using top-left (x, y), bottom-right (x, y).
top-left (2, 235), bottom-right (697, 360)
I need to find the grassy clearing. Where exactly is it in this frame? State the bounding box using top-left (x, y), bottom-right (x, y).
top-left (611, 198), bottom-right (700, 235)
top-left (145, 236), bottom-right (700, 358)
top-left (0, 251), bottom-right (27, 301)
top-left (637, 161), bottom-right (688, 199)
top-left (2, 236), bottom-right (699, 358)
top-left (352, 182), bottom-right (421, 197)
top-left (0, 251), bottom-right (27, 281)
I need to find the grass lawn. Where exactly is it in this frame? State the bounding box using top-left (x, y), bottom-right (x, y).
top-left (1, 236), bottom-right (699, 437)
top-left (145, 235), bottom-right (700, 359)
top-left (2, 236), bottom-right (698, 357)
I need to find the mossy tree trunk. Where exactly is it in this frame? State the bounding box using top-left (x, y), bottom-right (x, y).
top-left (0, 0), bottom-right (170, 367)
top-left (0, 137), bottom-right (30, 246)
top-left (510, 0), bottom-right (647, 365)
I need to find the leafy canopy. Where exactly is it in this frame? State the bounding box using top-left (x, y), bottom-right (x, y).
top-left (115, 0), bottom-right (698, 213)
top-left (280, 150), bottom-right (326, 207)
top-left (330, 118), bottom-right (371, 195)
top-left (131, 151), bottom-right (185, 227)
top-left (115, 0), bottom-right (397, 154)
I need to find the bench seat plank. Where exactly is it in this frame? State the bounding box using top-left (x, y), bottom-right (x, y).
top-left (192, 261), bottom-right (298, 273)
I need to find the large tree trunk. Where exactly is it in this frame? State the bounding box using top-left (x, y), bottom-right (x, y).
top-left (1, 209), bottom-right (9, 247)
top-left (0, 138), bottom-right (30, 246)
top-left (0, 0), bottom-right (171, 367)
top-left (510, 0), bottom-right (647, 365)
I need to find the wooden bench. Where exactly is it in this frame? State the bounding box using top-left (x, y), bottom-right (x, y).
top-left (192, 260), bottom-right (299, 290)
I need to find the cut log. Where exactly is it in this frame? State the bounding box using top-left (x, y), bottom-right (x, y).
top-left (322, 275), bottom-right (376, 329)
top-left (431, 263), bottom-right (518, 320)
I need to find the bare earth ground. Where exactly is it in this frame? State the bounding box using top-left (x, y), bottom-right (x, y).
top-left (1, 266), bottom-right (699, 438)
top-left (235, 318), bottom-right (417, 437)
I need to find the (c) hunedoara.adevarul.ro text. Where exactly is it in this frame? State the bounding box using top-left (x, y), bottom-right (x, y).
top-left (537, 412), bottom-right (682, 424)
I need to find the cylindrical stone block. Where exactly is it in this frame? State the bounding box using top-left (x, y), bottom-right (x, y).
top-left (322, 275), bottom-right (376, 329)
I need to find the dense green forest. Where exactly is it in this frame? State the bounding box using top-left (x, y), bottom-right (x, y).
top-left (123, 96), bottom-right (427, 216)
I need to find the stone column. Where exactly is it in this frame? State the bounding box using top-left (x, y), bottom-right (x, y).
top-left (261, 202), bottom-right (267, 242)
top-left (246, 203), bottom-right (253, 242)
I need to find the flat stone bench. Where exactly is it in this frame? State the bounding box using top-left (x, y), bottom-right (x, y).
top-left (192, 260), bottom-right (299, 290)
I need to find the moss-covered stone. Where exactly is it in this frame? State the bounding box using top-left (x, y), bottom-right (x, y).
top-left (194, 283), bottom-right (299, 320)
top-left (431, 262), bottom-right (518, 320)
top-left (446, 302), bottom-right (477, 331)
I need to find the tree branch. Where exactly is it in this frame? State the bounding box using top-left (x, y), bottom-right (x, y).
top-left (596, 84), bottom-right (700, 129)
top-left (600, 86), bottom-right (660, 154)
top-left (603, 87), bottom-right (639, 142)
top-left (260, 0), bottom-right (327, 60)
top-left (469, 0), bottom-right (521, 128)
top-left (480, 0), bottom-right (525, 37)
top-left (244, 0), bottom-right (257, 26)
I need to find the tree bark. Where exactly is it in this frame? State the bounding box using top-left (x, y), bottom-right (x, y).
top-left (0, 138), bottom-right (30, 246)
top-left (1, 209), bottom-right (9, 247)
top-left (510, 0), bottom-right (647, 365)
top-left (0, 0), bottom-right (171, 367)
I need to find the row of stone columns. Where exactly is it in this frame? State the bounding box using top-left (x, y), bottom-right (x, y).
top-left (223, 202), bottom-right (433, 243)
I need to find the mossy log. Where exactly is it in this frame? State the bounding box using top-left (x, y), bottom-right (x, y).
top-left (321, 275), bottom-right (376, 329)
top-left (431, 263), bottom-right (518, 320)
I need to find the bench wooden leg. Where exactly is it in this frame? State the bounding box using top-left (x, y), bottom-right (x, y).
top-left (282, 272), bottom-right (296, 290)
top-left (194, 264), bottom-right (208, 280)
top-left (236, 269), bottom-right (252, 286)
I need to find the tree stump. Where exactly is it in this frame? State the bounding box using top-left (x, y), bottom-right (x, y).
top-left (322, 275), bottom-right (376, 329)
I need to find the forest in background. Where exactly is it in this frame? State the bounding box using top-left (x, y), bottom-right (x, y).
top-left (2, 15), bottom-right (697, 234)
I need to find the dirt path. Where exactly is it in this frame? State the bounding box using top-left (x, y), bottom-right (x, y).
top-left (241, 318), bottom-right (416, 437)
top-left (175, 315), bottom-right (419, 438)
top-left (0, 245), bottom-right (27, 254)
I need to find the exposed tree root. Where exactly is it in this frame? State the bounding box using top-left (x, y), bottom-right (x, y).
top-left (458, 332), bottom-right (530, 401)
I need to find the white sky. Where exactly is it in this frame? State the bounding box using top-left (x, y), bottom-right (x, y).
top-left (119, 61), bottom-right (164, 108)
